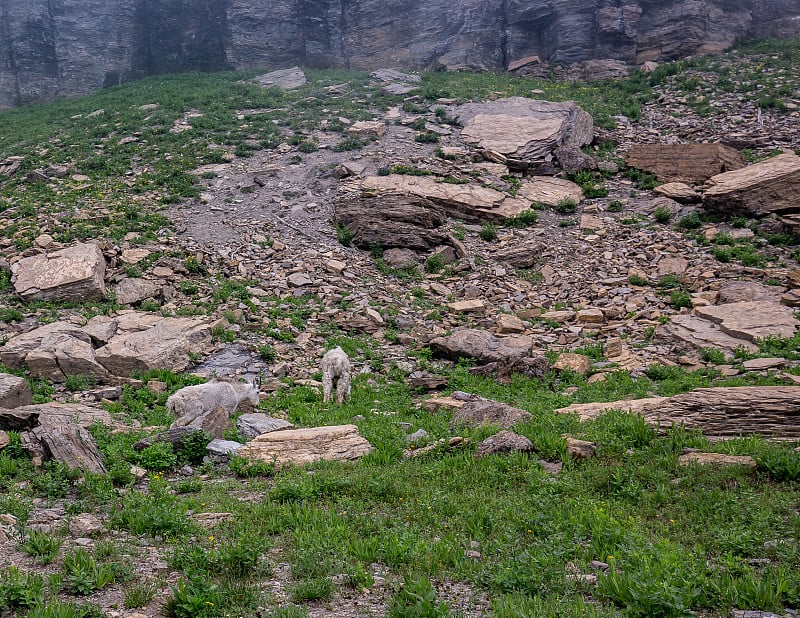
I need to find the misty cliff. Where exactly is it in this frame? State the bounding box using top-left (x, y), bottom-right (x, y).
top-left (1, 0), bottom-right (799, 108)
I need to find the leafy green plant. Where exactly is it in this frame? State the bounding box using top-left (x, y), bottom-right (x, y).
top-left (757, 448), bottom-right (800, 482)
top-left (479, 223), bottom-right (498, 241)
top-left (607, 200), bottom-right (624, 212)
top-left (553, 197), bottom-right (578, 214)
top-left (21, 531), bottom-right (63, 564)
top-left (628, 274), bottom-right (649, 286)
top-left (335, 224), bottom-right (354, 246)
top-left (62, 549), bottom-right (115, 595)
top-left (504, 209), bottom-right (539, 228)
top-left (289, 577), bottom-right (335, 602)
top-left (137, 441), bottom-right (177, 471)
top-left (669, 290), bottom-right (692, 310)
top-left (653, 205), bottom-right (673, 223)
top-left (0, 566), bottom-right (45, 610)
top-left (387, 576), bottom-right (451, 618)
top-left (700, 347), bottom-right (726, 364)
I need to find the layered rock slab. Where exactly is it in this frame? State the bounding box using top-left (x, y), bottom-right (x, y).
top-left (334, 192), bottom-right (449, 250)
top-left (624, 143), bottom-right (745, 183)
top-left (703, 153), bottom-right (800, 219)
top-left (457, 98), bottom-right (593, 166)
top-left (12, 243), bottom-right (106, 302)
top-left (360, 176), bottom-right (531, 223)
top-left (237, 424), bottom-right (373, 466)
top-left (1, 313), bottom-right (213, 381)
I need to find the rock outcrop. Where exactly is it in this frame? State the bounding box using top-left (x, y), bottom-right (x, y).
top-left (2, 0), bottom-right (799, 108)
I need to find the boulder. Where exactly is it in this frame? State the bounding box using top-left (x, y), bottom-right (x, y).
top-left (654, 182), bottom-right (700, 203)
top-left (0, 373), bottom-right (32, 408)
top-left (518, 177), bottom-right (584, 207)
top-left (361, 176), bottom-right (531, 223)
top-left (347, 120), bottom-right (386, 138)
top-left (382, 248), bottom-right (419, 270)
top-left (457, 98), bottom-right (593, 167)
top-left (451, 400), bottom-right (532, 429)
top-left (553, 353), bottom-right (592, 375)
top-left (171, 406), bottom-right (232, 439)
top-left (251, 67), bottom-right (306, 89)
top-left (68, 514), bottom-right (104, 537)
top-left (0, 322), bottom-right (94, 371)
top-left (18, 403), bottom-right (110, 473)
top-left (625, 143), bottom-right (745, 183)
top-left (495, 243), bottom-right (543, 269)
top-left (12, 242), bottom-right (106, 302)
top-left (718, 280), bottom-right (783, 304)
top-left (237, 424), bottom-right (373, 466)
top-left (94, 315), bottom-right (212, 376)
top-left (334, 191), bottom-right (450, 250)
top-left (474, 430), bottom-right (534, 458)
top-left (554, 145), bottom-right (597, 174)
top-left (429, 329), bottom-right (533, 365)
top-left (236, 413), bottom-right (294, 441)
top-left (115, 278), bottom-right (162, 305)
top-left (703, 153), bottom-right (800, 218)
top-left (206, 438), bottom-right (244, 458)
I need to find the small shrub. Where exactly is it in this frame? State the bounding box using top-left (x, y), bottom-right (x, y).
top-left (64, 375), bottom-right (97, 392)
top-left (628, 274), bottom-right (649, 286)
top-left (607, 200), bottom-right (624, 212)
top-left (335, 224), bottom-right (354, 247)
top-left (757, 449), bottom-right (800, 482)
top-left (387, 575), bottom-right (451, 618)
top-left (334, 137), bottom-right (365, 152)
top-left (669, 290), bottom-right (692, 310)
top-left (479, 223), bottom-right (497, 241)
top-left (164, 578), bottom-right (222, 618)
top-left (700, 347), bottom-right (726, 364)
top-left (504, 210), bottom-right (539, 228)
top-left (257, 344), bottom-right (276, 362)
top-left (414, 132), bottom-right (440, 143)
top-left (425, 255), bottom-right (444, 274)
top-left (553, 197), bottom-right (578, 214)
top-left (297, 141), bottom-right (318, 153)
top-left (137, 442), bottom-right (177, 471)
top-left (124, 579), bottom-right (158, 609)
top-left (678, 212), bottom-right (702, 230)
top-left (653, 205), bottom-right (672, 223)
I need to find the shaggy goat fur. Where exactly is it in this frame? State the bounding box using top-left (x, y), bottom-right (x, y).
top-left (167, 378), bottom-right (259, 426)
top-left (321, 346), bottom-right (352, 404)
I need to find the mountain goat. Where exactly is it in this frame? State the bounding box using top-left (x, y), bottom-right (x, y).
top-left (167, 378), bottom-right (260, 426)
top-left (321, 346), bottom-right (351, 404)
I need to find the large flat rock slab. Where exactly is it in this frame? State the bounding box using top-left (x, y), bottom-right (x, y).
top-left (456, 98), bottom-right (593, 165)
top-left (12, 242), bottom-right (106, 302)
top-left (237, 424), bottom-right (373, 466)
top-left (694, 301), bottom-right (799, 342)
top-left (1, 313), bottom-right (212, 381)
top-left (518, 176), bottom-right (583, 206)
top-left (95, 316), bottom-right (213, 376)
top-left (557, 386), bottom-right (800, 439)
top-left (703, 153), bottom-right (800, 217)
top-left (625, 143), bottom-right (745, 184)
top-left (429, 329), bottom-right (534, 364)
top-left (251, 67), bottom-right (306, 89)
top-left (360, 176), bottom-right (530, 223)
top-left (661, 314), bottom-right (757, 356)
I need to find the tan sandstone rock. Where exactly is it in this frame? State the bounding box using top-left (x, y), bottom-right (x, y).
top-left (13, 242), bottom-right (106, 302)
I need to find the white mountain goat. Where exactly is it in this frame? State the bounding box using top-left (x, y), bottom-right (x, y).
top-left (321, 346), bottom-right (352, 404)
top-left (167, 378), bottom-right (260, 426)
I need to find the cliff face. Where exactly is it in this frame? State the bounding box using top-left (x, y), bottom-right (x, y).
top-left (1, 0), bottom-right (799, 108)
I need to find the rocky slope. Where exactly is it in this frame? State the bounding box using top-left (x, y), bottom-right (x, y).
top-left (2, 0), bottom-right (800, 108)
